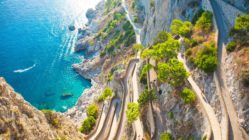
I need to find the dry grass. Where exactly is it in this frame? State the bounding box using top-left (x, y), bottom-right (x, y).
top-left (236, 48), bottom-right (249, 68)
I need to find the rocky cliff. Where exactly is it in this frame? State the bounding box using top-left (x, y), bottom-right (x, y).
top-left (140, 0), bottom-right (201, 46)
top-left (0, 77), bottom-right (84, 140)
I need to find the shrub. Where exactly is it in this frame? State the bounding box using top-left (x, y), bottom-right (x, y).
top-left (87, 104), bottom-right (98, 119)
top-left (126, 103), bottom-right (140, 123)
top-left (157, 59), bottom-right (189, 87)
top-left (226, 41), bottom-right (236, 52)
top-left (171, 19), bottom-right (192, 37)
top-left (98, 87), bottom-right (113, 101)
top-left (184, 38), bottom-right (198, 48)
top-left (181, 88), bottom-right (196, 104)
top-left (138, 89), bottom-right (157, 107)
top-left (160, 132), bottom-right (173, 140)
top-left (153, 31), bottom-right (172, 45)
top-left (134, 17), bottom-right (139, 23)
top-left (234, 14), bottom-right (249, 36)
top-left (42, 110), bottom-right (60, 128)
top-left (195, 11), bottom-right (213, 33)
top-left (194, 43), bottom-right (217, 73)
top-left (192, 9), bottom-right (204, 24)
top-left (167, 111), bottom-right (174, 119)
top-left (79, 116), bottom-right (96, 134)
top-left (107, 72), bottom-right (113, 81)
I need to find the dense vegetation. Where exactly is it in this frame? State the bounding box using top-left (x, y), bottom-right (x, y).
top-left (157, 59), bottom-right (189, 87)
top-left (80, 104), bottom-right (99, 134)
top-left (171, 19), bottom-right (192, 37)
top-left (98, 87), bottom-right (113, 102)
top-left (228, 14), bottom-right (249, 50)
top-left (79, 116), bottom-right (96, 134)
top-left (181, 88), bottom-right (196, 104)
top-left (97, 11), bottom-right (136, 57)
top-left (170, 10), bottom-right (218, 74)
top-left (195, 11), bottom-right (213, 33)
top-left (138, 89), bottom-right (157, 107)
top-left (194, 42), bottom-right (217, 73)
top-left (126, 103), bottom-right (140, 123)
top-left (153, 31), bottom-right (172, 45)
top-left (142, 38), bottom-right (180, 62)
top-left (86, 104), bottom-right (99, 119)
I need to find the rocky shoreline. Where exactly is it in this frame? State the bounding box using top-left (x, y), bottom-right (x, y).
top-left (64, 0), bottom-right (105, 125)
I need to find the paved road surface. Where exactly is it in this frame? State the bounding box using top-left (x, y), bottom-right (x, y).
top-left (178, 53), bottom-right (222, 140)
top-left (210, 1), bottom-right (248, 139)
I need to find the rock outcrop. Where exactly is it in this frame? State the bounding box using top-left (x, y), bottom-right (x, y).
top-left (140, 0), bottom-right (201, 45)
top-left (0, 77), bottom-right (84, 140)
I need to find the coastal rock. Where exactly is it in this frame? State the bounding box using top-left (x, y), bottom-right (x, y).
top-left (69, 25), bottom-right (76, 31)
top-left (64, 80), bottom-right (104, 127)
top-left (72, 56), bottom-right (104, 80)
top-left (86, 8), bottom-right (97, 23)
top-left (0, 77), bottom-right (84, 140)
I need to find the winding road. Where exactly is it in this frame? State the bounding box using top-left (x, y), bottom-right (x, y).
top-left (210, 1), bottom-right (248, 139)
top-left (177, 53), bottom-right (222, 140)
top-left (114, 59), bottom-right (139, 139)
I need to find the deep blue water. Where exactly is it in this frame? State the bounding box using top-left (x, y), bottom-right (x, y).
top-left (0, 0), bottom-right (100, 112)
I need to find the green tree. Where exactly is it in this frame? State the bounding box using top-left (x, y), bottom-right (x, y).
top-left (226, 41), bottom-right (236, 52)
top-left (181, 88), bottom-right (196, 104)
top-left (171, 19), bottom-right (192, 37)
top-left (126, 103), bottom-right (140, 123)
top-left (98, 87), bottom-right (113, 101)
top-left (87, 104), bottom-right (98, 119)
top-left (140, 64), bottom-right (153, 79)
top-left (153, 31), bottom-right (172, 45)
top-left (79, 116), bottom-right (96, 134)
top-left (234, 14), bottom-right (249, 35)
top-left (152, 39), bottom-right (180, 61)
top-left (160, 132), bottom-right (173, 140)
top-left (138, 89), bottom-right (157, 107)
top-left (141, 48), bottom-right (155, 59)
top-left (195, 11), bottom-right (213, 33)
top-left (194, 43), bottom-right (217, 73)
top-left (157, 59), bottom-right (189, 87)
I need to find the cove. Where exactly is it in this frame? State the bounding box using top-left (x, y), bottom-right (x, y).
top-left (0, 0), bottom-right (100, 112)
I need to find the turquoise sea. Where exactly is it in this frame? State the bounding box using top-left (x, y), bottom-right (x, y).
top-left (0, 0), bottom-right (100, 112)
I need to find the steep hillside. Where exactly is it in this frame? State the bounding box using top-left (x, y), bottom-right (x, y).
top-left (0, 78), bottom-right (84, 140)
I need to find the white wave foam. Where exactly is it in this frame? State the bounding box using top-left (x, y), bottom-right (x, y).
top-left (14, 64), bottom-right (36, 73)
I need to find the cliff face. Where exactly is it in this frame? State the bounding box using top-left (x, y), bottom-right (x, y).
top-left (140, 0), bottom-right (201, 46)
top-left (0, 77), bottom-right (84, 140)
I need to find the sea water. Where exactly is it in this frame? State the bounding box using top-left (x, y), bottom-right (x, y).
top-left (0, 0), bottom-right (100, 112)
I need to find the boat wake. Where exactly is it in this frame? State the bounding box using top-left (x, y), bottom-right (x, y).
top-left (14, 64), bottom-right (36, 73)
